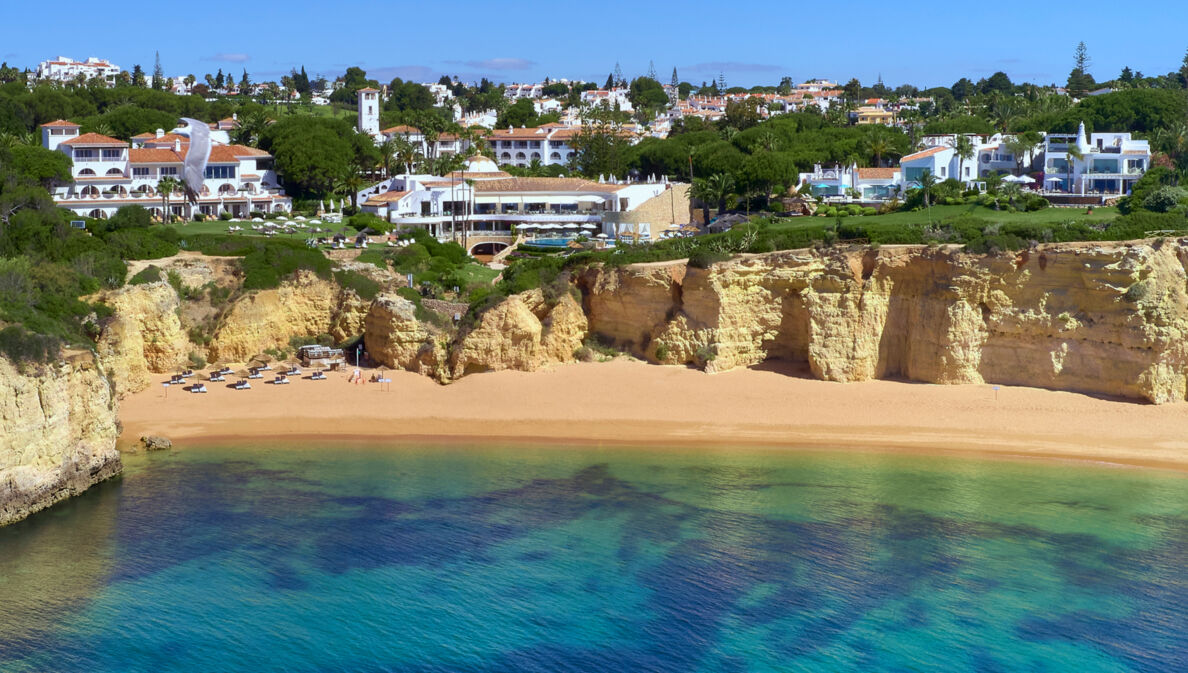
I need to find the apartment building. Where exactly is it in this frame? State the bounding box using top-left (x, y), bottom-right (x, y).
top-left (40, 120), bottom-right (291, 220)
top-left (35, 56), bottom-right (120, 86)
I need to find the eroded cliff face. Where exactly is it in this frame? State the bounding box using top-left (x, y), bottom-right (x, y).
top-left (95, 281), bottom-right (188, 397)
top-left (449, 289), bottom-right (588, 378)
top-left (577, 241), bottom-right (1188, 404)
top-left (363, 295), bottom-right (446, 377)
top-left (209, 270), bottom-right (370, 363)
top-left (0, 352), bottom-right (121, 527)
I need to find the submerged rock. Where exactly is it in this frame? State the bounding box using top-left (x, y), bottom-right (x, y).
top-left (139, 435), bottom-right (173, 451)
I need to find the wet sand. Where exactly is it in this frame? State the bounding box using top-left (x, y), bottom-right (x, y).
top-left (118, 359), bottom-right (1188, 472)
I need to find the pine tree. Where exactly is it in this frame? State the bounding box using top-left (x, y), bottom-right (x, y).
top-left (717, 71), bottom-right (727, 92)
top-left (1067, 41), bottom-right (1095, 94)
top-left (151, 51), bottom-right (164, 89)
top-left (605, 72), bottom-right (614, 89)
top-left (671, 67), bottom-right (679, 89)
top-left (613, 62), bottom-right (624, 88)
top-left (1179, 47), bottom-right (1188, 88)
top-left (240, 69), bottom-right (250, 90)
top-left (215, 68), bottom-right (225, 89)
top-left (647, 60), bottom-right (657, 81)
top-left (132, 64), bottom-right (146, 87)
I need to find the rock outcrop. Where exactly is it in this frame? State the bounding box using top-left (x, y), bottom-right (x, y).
top-left (0, 352), bottom-right (121, 527)
top-left (363, 295), bottom-right (446, 377)
top-left (208, 271), bottom-right (370, 363)
top-left (576, 241), bottom-right (1188, 404)
top-left (449, 289), bottom-right (588, 378)
top-left (95, 281), bottom-right (188, 397)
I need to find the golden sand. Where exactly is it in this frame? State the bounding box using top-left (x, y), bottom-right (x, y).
top-left (118, 359), bottom-right (1188, 471)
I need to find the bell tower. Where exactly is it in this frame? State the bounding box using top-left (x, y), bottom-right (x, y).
top-left (357, 87), bottom-right (380, 136)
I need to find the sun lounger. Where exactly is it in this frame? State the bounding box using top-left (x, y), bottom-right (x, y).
top-left (247, 372), bottom-right (263, 379)
top-left (234, 380), bottom-right (251, 390)
top-left (311, 371), bottom-right (326, 380)
top-left (209, 374), bottom-right (225, 382)
top-left (273, 376), bottom-right (290, 385)
top-left (191, 384), bottom-right (207, 393)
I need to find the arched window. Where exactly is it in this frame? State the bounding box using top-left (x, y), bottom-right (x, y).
top-left (105, 168), bottom-right (123, 176)
top-left (501, 152), bottom-right (511, 161)
top-left (550, 152), bottom-right (561, 160)
top-left (88, 209), bottom-right (106, 219)
top-left (515, 152), bottom-right (526, 160)
top-left (219, 183), bottom-right (236, 195)
top-left (78, 168), bottom-right (96, 177)
top-left (81, 185), bottom-right (100, 198)
top-left (530, 152), bottom-right (541, 160)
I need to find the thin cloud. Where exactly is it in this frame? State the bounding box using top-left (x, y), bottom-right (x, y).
top-left (205, 53), bottom-right (250, 63)
top-left (683, 61), bottom-right (785, 73)
top-left (449, 58), bottom-right (535, 71)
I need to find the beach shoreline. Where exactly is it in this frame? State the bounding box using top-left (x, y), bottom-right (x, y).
top-left (118, 359), bottom-right (1188, 473)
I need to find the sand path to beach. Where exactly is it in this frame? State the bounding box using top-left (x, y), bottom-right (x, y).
top-left (119, 359), bottom-right (1188, 471)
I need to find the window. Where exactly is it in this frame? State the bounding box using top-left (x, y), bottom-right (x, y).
top-left (101, 149), bottom-right (121, 160)
top-left (204, 165), bottom-right (236, 179)
top-left (133, 167), bottom-right (150, 177)
top-left (75, 149), bottom-right (96, 161)
top-left (106, 168), bottom-right (123, 176)
top-left (160, 167), bottom-right (178, 176)
top-left (939, 167), bottom-right (946, 177)
top-left (77, 168), bottom-right (96, 176)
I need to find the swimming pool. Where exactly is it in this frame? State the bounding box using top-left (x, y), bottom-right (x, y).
top-left (528, 237), bottom-right (576, 247)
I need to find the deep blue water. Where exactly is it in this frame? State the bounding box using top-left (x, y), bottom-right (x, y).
top-left (1, 443), bottom-right (1186, 672)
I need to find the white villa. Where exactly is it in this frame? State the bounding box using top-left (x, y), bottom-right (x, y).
top-left (41, 120), bottom-right (292, 220)
top-left (800, 123), bottom-right (1150, 202)
top-left (361, 155), bottom-right (689, 254)
top-left (35, 56), bottom-right (120, 86)
top-left (488, 124), bottom-right (580, 168)
top-left (1042, 122), bottom-right (1150, 195)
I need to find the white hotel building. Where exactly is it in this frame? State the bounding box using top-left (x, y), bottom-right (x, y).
top-left (41, 120), bottom-right (292, 220)
top-left (35, 57), bottom-right (121, 86)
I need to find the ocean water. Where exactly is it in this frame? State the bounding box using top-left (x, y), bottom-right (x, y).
top-left (0, 443), bottom-right (1186, 673)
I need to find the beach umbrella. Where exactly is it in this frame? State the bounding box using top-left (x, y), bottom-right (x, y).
top-left (251, 216), bottom-right (264, 222)
top-left (319, 200), bottom-right (325, 213)
top-left (595, 233), bottom-right (609, 239)
top-left (310, 219), bottom-right (322, 225)
top-left (579, 223), bottom-right (597, 229)
top-left (294, 215), bottom-right (306, 221)
top-left (1017, 175), bottom-right (1036, 184)
top-left (516, 223), bottom-right (538, 229)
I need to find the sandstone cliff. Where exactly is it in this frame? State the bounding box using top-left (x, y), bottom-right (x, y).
top-left (95, 281), bottom-right (188, 397)
top-left (363, 295), bottom-right (447, 377)
top-left (576, 241), bottom-right (1188, 404)
top-left (449, 289), bottom-right (587, 378)
top-left (0, 352), bottom-right (121, 527)
top-left (208, 270), bottom-right (370, 363)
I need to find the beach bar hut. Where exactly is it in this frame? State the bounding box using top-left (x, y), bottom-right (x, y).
top-left (297, 344), bottom-right (345, 370)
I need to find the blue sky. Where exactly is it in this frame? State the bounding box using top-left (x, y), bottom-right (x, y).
top-left (4, 0), bottom-right (1187, 89)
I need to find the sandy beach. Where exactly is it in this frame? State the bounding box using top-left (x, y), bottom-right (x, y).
top-left (114, 358), bottom-right (1188, 472)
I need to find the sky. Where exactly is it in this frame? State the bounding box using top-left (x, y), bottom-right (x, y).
top-left (4, 0), bottom-right (1188, 90)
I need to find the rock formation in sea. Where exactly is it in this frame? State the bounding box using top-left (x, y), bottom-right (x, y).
top-left (0, 351), bottom-right (121, 527)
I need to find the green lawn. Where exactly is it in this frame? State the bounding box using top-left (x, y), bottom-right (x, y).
top-left (770, 204), bottom-right (1120, 231)
top-left (172, 218), bottom-right (354, 243)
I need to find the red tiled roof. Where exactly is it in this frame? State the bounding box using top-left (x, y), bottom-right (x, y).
top-left (41, 119), bottom-right (80, 128)
top-left (901, 146), bottom-right (949, 162)
top-left (363, 191), bottom-right (410, 206)
top-left (382, 125), bottom-right (421, 135)
top-left (857, 168), bottom-right (899, 179)
top-left (62, 133), bottom-right (125, 146)
top-left (129, 148), bottom-right (182, 163)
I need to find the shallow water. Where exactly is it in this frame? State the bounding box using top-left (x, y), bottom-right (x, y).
top-left (1, 443), bottom-right (1186, 672)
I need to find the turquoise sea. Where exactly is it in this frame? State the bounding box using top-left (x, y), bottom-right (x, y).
top-left (1, 443), bottom-right (1186, 672)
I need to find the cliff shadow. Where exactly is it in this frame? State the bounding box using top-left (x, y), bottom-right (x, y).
top-left (761, 290), bottom-right (810, 364)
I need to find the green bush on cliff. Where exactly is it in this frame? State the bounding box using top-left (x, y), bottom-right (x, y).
top-left (129, 265), bottom-right (165, 285)
top-left (0, 325), bottom-right (61, 366)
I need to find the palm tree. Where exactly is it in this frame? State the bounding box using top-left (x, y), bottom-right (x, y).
top-left (335, 162), bottom-right (367, 210)
top-left (1065, 144), bottom-right (1083, 194)
top-left (691, 178), bottom-right (713, 225)
top-left (157, 176), bottom-right (179, 223)
top-left (705, 173), bottom-right (736, 215)
top-left (391, 136), bottom-right (422, 174)
top-left (754, 129), bottom-right (780, 153)
top-left (233, 108), bottom-right (270, 147)
top-left (1003, 135), bottom-right (1033, 176)
top-left (916, 169), bottom-right (938, 224)
top-left (950, 135), bottom-right (975, 185)
top-left (377, 139), bottom-right (396, 177)
top-left (864, 132), bottom-right (892, 167)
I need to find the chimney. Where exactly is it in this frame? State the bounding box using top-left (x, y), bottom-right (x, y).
top-left (174, 139), bottom-right (181, 153)
top-left (156, 128), bottom-right (164, 138)
top-left (233, 112), bottom-right (237, 121)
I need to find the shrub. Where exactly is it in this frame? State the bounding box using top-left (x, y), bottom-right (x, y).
top-left (218, 211), bottom-right (232, 221)
top-left (0, 325), bottom-right (60, 365)
top-left (333, 269), bottom-right (380, 300)
top-left (1141, 186), bottom-right (1188, 213)
top-left (129, 265), bottom-right (164, 285)
top-left (654, 343), bottom-right (669, 362)
top-left (1124, 281), bottom-right (1149, 303)
top-left (187, 350), bottom-right (207, 369)
top-left (688, 250), bottom-right (732, 268)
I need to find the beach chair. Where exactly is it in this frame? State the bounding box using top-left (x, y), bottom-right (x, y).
top-left (248, 371), bottom-right (263, 380)
top-left (311, 371), bottom-right (327, 380)
top-left (273, 375), bottom-right (289, 385)
top-left (234, 379), bottom-right (251, 390)
top-left (191, 383), bottom-right (208, 393)
top-left (209, 373), bottom-right (225, 382)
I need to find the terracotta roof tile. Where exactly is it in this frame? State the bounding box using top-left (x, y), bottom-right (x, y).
top-left (40, 119), bottom-right (80, 128)
top-left (62, 133), bottom-right (125, 146)
top-left (129, 148), bottom-right (182, 163)
top-left (856, 167), bottom-right (899, 179)
top-left (901, 146), bottom-right (949, 162)
top-left (472, 177), bottom-right (626, 193)
top-left (363, 190), bottom-right (410, 205)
